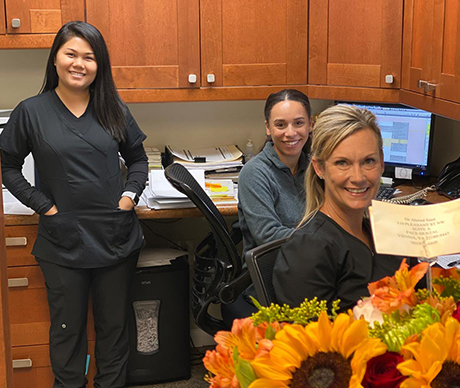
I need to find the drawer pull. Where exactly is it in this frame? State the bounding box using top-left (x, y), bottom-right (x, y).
top-left (8, 278), bottom-right (29, 288)
top-left (5, 237), bottom-right (27, 247)
top-left (12, 359), bottom-right (32, 369)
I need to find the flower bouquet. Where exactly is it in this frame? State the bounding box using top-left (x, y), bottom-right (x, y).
top-left (203, 260), bottom-right (460, 388)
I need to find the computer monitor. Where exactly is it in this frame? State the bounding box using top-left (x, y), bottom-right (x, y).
top-left (336, 102), bottom-right (435, 177)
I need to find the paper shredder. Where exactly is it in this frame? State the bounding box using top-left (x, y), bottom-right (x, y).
top-left (127, 247), bottom-right (190, 384)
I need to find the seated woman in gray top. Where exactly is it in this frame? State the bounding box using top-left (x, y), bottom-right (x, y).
top-left (238, 89), bottom-right (312, 257)
top-left (222, 90), bottom-right (312, 325)
top-left (273, 104), bottom-right (404, 310)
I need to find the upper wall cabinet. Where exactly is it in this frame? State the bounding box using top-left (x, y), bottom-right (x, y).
top-left (86, 0), bottom-right (201, 89)
top-left (309, 0), bottom-right (403, 90)
top-left (402, 0), bottom-right (460, 104)
top-left (3, 0), bottom-right (84, 34)
top-left (200, 0), bottom-right (308, 87)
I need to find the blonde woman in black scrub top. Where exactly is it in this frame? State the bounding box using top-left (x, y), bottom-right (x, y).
top-left (0, 21), bottom-right (148, 388)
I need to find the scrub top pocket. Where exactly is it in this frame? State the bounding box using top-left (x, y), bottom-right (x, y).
top-left (39, 211), bottom-right (79, 250)
top-left (112, 208), bottom-right (134, 245)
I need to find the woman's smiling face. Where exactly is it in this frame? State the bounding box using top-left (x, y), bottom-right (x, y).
top-left (265, 100), bottom-right (311, 166)
top-left (313, 127), bottom-right (384, 216)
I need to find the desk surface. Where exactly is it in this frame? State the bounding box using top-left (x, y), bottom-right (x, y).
top-left (3, 183), bottom-right (449, 226)
top-left (4, 203), bottom-right (239, 226)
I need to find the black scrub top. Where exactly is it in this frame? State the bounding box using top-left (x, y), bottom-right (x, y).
top-left (273, 211), bottom-right (404, 310)
top-left (0, 90), bottom-right (148, 268)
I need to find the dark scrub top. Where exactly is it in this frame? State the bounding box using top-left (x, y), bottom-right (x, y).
top-left (0, 90), bottom-right (148, 268)
top-left (273, 211), bottom-right (404, 310)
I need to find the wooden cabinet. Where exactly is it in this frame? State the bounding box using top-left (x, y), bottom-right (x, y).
top-left (4, 225), bottom-right (97, 387)
top-left (87, 0), bottom-right (308, 90)
top-left (0, 0), bottom-right (85, 48)
top-left (309, 0), bottom-right (403, 90)
top-left (3, 0), bottom-right (84, 34)
top-left (86, 0), bottom-right (201, 89)
top-left (12, 341), bottom-right (96, 388)
top-left (402, 0), bottom-right (460, 104)
top-left (200, 0), bottom-right (308, 87)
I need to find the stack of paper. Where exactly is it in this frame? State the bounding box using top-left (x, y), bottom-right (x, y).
top-left (141, 169), bottom-right (205, 210)
top-left (166, 145), bottom-right (243, 171)
top-left (205, 179), bottom-right (238, 205)
top-left (145, 147), bottom-right (162, 170)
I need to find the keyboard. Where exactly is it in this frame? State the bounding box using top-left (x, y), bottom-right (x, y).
top-left (375, 186), bottom-right (396, 201)
top-left (438, 182), bottom-right (460, 199)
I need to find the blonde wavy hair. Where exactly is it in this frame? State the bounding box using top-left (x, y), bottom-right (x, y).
top-left (299, 104), bottom-right (383, 227)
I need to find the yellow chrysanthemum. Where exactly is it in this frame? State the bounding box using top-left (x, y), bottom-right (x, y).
top-left (249, 311), bottom-right (387, 388)
top-left (398, 317), bottom-right (460, 388)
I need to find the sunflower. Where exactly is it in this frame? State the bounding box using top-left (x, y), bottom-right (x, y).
top-left (397, 317), bottom-right (460, 388)
top-left (249, 311), bottom-right (387, 388)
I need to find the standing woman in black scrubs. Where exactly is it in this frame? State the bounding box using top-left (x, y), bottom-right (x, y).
top-left (0, 21), bottom-right (148, 388)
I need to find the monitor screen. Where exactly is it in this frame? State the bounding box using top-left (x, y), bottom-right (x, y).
top-left (336, 102), bottom-right (435, 176)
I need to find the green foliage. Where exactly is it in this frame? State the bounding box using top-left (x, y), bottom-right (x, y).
top-left (369, 303), bottom-right (441, 352)
top-left (233, 348), bottom-right (257, 388)
top-left (433, 272), bottom-right (460, 302)
top-left (250, 296), bottom-right (340, 327)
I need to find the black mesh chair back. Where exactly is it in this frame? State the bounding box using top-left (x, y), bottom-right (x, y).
top-left (164, 163), bottom-right (250, 335)
top-left (245, 237), bottom-right (288, 306)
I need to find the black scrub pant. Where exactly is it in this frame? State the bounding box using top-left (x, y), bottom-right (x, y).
top-left (38, 251), bottom-right (139, 388)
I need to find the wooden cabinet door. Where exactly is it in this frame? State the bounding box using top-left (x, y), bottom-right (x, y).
top-left (86, 0), bottom-right (200, 89)
top-left (432, 0), bottom-right (460, 103)
top-left (402, 0), bottom-right (460, 103)
top-left (200, 0), bottom-right (308, 87)
top-left (4, 0), bottom-right (84, 34)
top-left (402, 0), bottom-right (440, 94)
top-left (309, 0), bottom-right (403, 89)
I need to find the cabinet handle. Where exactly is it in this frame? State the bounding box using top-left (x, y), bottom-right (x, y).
top-left (424, 82), bottom-right (436, 92)
top-left (207, 74), bottom-right (216, 83)
top-left (11, 18), bottom-right (21, 28)
top-left (12, 359), bottom-right (32, 369)
top-left (417, 80), bottom-right (436, 93)
top-left (8, 278), bottom-right (29, 288)
top-left (5, 237), bottom-right (27, 247)
top-left (188, 74), bottom-right (197, 84)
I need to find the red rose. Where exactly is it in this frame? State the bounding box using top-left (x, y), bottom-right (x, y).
top-left (362, 352), bottom-right (406, 388)
top-left (453, 301), bottom-right (460, 322)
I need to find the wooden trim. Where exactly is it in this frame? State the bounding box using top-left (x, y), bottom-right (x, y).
top-left (223, 64), bottom-right (287, 86)
top-left (400, 89), bottom-right (460, 122)
top-left (113, 66), bottom-right (180, 89)
top-left (308, 0), bottom-right (328, 84)
top-left (401, 0), bottom-right (414, 90)
top-left (0, 161), bottom-right (14, 387)
top-left (178, 0), bottom-right (200, 88)
top-left (118, 84), bottom-right (400, 104)
top-left (0, 1), bottom-right (5, 35)
top-left (0, 34), bottom-right (54, 49)
top-left (286, 0), bottom-right (308, 84)
top-left (380, 0), bottom-right (403, 88)
top-left (326, 64), bottom-right (381, 88)
top-left (200, 0), bottom-right (223, 87)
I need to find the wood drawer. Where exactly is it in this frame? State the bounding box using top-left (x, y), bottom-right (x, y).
top-left (5, 225), bottom-right (38, 267)
top-left (12, 341), bottom-right (96, 388)
top-left (8, 266), bottom-right (96, 347)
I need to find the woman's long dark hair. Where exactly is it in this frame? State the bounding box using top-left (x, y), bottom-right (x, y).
top-left (262, 89), bottom-right (312, 154)
top-left (40, 21), bottom-right (126, 142)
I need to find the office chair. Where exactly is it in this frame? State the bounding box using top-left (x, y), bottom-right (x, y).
top-left (164, 163), bottom-right (251, 336)
top-left (245, 237), bottom-right (288, 306)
